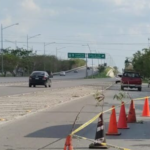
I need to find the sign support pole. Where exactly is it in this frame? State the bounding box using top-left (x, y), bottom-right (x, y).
top-left (86, 53), bottom-right (88, 78)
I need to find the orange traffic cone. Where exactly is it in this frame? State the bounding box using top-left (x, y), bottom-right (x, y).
top-left (142, 97), bottom-right (150, 117)
top-left (127, 100), bottom-right (137, 123)
top-left (64, 135), bottom-right (73, 150)
top-left (117, 102), bottom-right (129, 129)
top-left (106, 106), bottom-right (121, 135)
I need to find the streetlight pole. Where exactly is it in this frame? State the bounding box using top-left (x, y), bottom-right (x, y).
top-left (44, 42), bottom-right (55, 71)
top-left (1, 23), bottom-right (19, 74)
top-left (27, 34), bottom-right (41, 50)
top-left (1, 25), bottom-right (3, 74)
top-left (56, 47), bottom-right (57, 58)
top-left (91, 50), bottom-right (99, 66)
top-left (56, 47), bottom-right (66, 58)
top-left (55, 47), bottom-right (66, 70)
top-left (27, 35), bottom-right (28, 50)
top-left (82, 44), bottom-right (93, 78)
top-left (148, 38), bottom-right (150, 49)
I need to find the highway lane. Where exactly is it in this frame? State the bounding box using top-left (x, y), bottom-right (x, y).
top-left (0, 78), bottom-right (113, 97)
top-left (53, 67), bottom-right (97, 80)
top-left (0, 67), bottom-right (98, 97)
top-left (0, 82), bottom-right (150, 149)
top-left (0, 77), bottom-right (28, 83)
top-left (0, 67), bottom-right (96, 83)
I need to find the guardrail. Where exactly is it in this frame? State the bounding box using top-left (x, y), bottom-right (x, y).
top-left (53, 66), bottom-right (86, 75)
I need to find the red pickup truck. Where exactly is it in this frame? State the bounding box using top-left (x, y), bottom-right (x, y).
top-left (121, 71), bottom-right (142, 91)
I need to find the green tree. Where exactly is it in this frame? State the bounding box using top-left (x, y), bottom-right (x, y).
top-left (132, 48), bottom-right (150, 78)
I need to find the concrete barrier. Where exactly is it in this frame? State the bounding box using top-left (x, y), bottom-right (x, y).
top-left (53, 66), bottom-right (86, 76)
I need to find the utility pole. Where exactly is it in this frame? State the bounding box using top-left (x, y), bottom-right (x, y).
top-left (43, 42), bottom-right (55, 71)
top-left (87, 44), bottom-right (93, 78)
top-left (27, 34), bottom-right (41, 51)
top-left (44, 42), bottom-right (46, 71)
top-left (148, 38), bottom-right (150, 49)
top-left (85, 53), bottom-right (88, 78)
top-left (1, 23), bottom-right (19, 74)
top-left (27, 35), bottom-right (28, 50)
top-left (1, 24), bottom-right (3, 74)
top-left (56, 47), bottom-right (57, 58)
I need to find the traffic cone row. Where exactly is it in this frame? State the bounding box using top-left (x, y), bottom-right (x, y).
top-left (63, 97), bottom-right (150, 149)
top-left (106, 97), bottom-right (150, 136)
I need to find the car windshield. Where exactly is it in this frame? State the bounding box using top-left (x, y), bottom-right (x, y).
top-left (31, 72), bottom-right (45, 76)
top-left (123, 72), bottom-right (140, 78)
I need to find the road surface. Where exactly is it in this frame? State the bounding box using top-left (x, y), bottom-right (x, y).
top-left (0, 67), bottom-right (96, 83)
top-left (0, 81), bottom-right (149, 150)
top-left (0, 67), bottom-right (98, 97)
top-left (53, 67), bottom-right (97, 80)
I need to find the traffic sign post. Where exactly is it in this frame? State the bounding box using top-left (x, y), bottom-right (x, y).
top-left (88, 53), bottom-right (105, 59)
top-left (67, 52), bottom-right (106, 78)
top-left (68, 53), bottom-right (85, 58)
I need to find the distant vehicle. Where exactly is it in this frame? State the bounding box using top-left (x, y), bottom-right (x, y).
top-left (115, 74), bottom-right (122, 84)
top-left (46, 71), bottom-right (53, 78)
top-left (60, 71), bottom-right (66, 76)
top-left (148, 78), bottom-right (150, 88)
top-left (29, 71), bottom-right (51, 88)
top-left (74, 70), bottom-right (78, 73)
top-left (87, 67), bottom-right (90, 70)
top-left (121, 71), bottom-right (142, 91)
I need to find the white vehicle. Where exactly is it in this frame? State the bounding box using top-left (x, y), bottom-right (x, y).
top-left (115, 74), bottom-right (122, 84)
top-left (59, 71), bottom-right (66, 76)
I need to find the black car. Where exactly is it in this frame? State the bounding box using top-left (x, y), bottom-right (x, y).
top-left (74, 70), bottom-right (78, 73)
top-left (29, 71), bottom-right (51, 88)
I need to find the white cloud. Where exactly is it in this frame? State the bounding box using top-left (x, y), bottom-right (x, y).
top-left (107, 0), bottom-right (150, 16)
top-left (21, 0), bottom-right (58, 17)
top-left (42, 9), bottom-right (59, 17)
top-left (1, 15), bottom-right (12, 26)
top-left (112, 0), bottom-right (124, 6)
top-left (21, 0), bottom-right (40, 12)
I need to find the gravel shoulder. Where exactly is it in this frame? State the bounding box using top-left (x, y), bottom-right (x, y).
top-left (0, 81), bottom-right (112, 124)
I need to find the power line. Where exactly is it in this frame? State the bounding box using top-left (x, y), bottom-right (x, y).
top-left (3, 41), bottom-right (150, 45)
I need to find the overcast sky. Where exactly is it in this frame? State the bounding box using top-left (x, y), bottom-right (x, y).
top-left (1, 0), bottom-right (150, 71)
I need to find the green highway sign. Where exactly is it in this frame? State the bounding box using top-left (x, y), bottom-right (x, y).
top-left (68, 53), bottom-right (85, 58)
top-left (88, 53), bottom-right (105, 59)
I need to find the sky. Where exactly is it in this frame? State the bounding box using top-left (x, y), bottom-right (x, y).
top-left (1, 0), bottom-right (150, 71)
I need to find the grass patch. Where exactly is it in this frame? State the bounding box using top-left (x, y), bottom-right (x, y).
top-left (86, 67), bottom-right (111, 79)
top-left (142, 79), bottom-right (149, 83)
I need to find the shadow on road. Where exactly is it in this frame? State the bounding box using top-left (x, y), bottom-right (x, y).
top-left (9, 85), bottom-right (49, 88)
top-left (25, 124), bottom-right (82, 138)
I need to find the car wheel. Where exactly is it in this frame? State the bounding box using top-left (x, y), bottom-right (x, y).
top-left (121, 86), bottom-right (124, 90)
top-left (49, 84), bottom-right (51, 87)
top-left (33, 85), bottom-right (36, 87)
top-left (138, 87), bottom-right (142, 91)
top-left (45, 82), bottom-right (48, 88)
top-left (29, 84), bottom-right (32, 87)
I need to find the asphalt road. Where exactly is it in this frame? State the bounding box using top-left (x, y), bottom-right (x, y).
top-left (0, 78), bottom-right (112, 97)
top-left (53, 67), bottom-right (97, 80)
top-left (0, 67), bottom-right (96, 83)
top-left (0, 81), bottom-right (150, 150)
top-left (0, 67), bottom-right (98, 97)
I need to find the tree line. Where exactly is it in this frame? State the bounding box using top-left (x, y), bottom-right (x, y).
top-left (131, 48), bottom-right (150, 78)
top-left (0, 48), bottom-right (86, 76)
